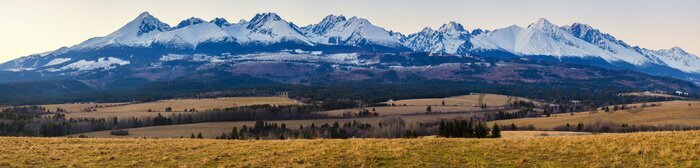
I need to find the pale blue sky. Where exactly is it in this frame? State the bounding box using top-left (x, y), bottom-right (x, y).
top-left (1, 0), bottom-right (698, 62)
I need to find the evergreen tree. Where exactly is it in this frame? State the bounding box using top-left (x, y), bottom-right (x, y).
top-left (229, 127), bottom-right (239, 139)
top-left (576, 123), bottom-right (584, 132)
top-left (491, 123), bottom-right (501, 138)
top-left (426, 106), bottom-right (432, 112)
top-left (197, 132), bottom-right (203, 139)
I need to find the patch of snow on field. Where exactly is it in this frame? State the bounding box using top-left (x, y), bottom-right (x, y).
top-left (60, 57), bottom-right (130, 71)
top-left (2, 68), bottom-right (36, 72)
top-left (192, 54), bottom-right (225, 63)
top-left (43, 58), bottom-right (72, 67)
top-left (159, 54), bottom-right (189, 61)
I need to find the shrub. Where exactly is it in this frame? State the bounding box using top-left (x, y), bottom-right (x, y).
top-left (110, 129), bottom-right (129, 136)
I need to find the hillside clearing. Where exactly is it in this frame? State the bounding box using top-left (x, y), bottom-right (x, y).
top-left (4, 131), bottom-right (700, 167)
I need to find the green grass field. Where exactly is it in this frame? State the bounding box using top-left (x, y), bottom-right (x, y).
top-left (3, 131), bottom-right (699, 167)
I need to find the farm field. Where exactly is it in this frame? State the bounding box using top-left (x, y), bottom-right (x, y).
top-left (322, 106), bottom-right (483, 116)
top-left (5, 131), bottom-right (700, 167)
top-left (492, 100), bottom-right (700, 130)
top-left (73, 113), bottom-right (481, 138)
top-left (383, 94), bottom-right (539, 107)
top-left (41, 102), bottom-right (130, 113)
top-left (44, 97), bottom-right (300, 119)
top-left (619, 92), bottom-right (686, 99)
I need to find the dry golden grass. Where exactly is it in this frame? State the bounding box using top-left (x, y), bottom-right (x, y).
top-left (4, 131), bottom-right (700, 167)
top-left (45, 97), bottom-right (300, 119)
top-left (41, 102), bottom-right (129, 113)
top-left (500, 131), bottom-right (592, 138)
top-left (95, 97), bottom-right (300, 113)
top-left (493, 100), bottom-right (700, 130)
top-left (384, 94), bottom-right (539, 107)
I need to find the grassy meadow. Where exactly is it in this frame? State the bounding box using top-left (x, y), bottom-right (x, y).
top-left (3, 131), bottom-right (700, 167)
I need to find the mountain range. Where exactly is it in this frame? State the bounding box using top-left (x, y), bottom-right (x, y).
top-left (0, 12), bottom-right (698, 93)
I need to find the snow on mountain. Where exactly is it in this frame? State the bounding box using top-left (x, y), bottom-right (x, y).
top-left (173, 17), bottom-right (206, 29)
top-left (2, 12), bottom-right (699, 79)
top-left (562, 23), bottom-right (658, 65)
top-left (210, 18), bottom-right (231, 27)
top-left (75, 12), bottom-right (172, 49)
top-left (71, 12), bottom-right (315, 50)
top-left (471, 18), bottom-right (617, 60)
top-left (43, 58), bottom-right (72, 67)
top-left (58, 57), bottom-right (130, 71)
top-left (154, 22), bottom-right (231, 47)
top-left (639, 47), bottom-right (700, 73)
top-left (563, 23), bottom-right (700, 72)
top-left (403, 21), bottom-right (471, 54)
top-left (237, 12), bottom-right (311, 45)
top-left (302, 15), bottom-right (403, 47)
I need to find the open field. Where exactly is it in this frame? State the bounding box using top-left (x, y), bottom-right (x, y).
top-left (322, 106), bottom-right (485, 116)
top-left (43, 97), bottom-right (300, 119)
top-left (73, 113), bottom-right (482, 138)
top-left (493, 100), bottom-right (700, 130)
top-left (619, 92), bottom-right (686, 99)
top-left (64, 111), bottom-right (194, 120)
top-left (41, 102), bottom-right (130, 113)
top-left (5, 131), bottom-right (700, 167)
top-left (383, 93), bottom-right (539, 107)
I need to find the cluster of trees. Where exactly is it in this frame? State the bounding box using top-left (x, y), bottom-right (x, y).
top-left (342, 108), bottom-right (380, 117)
top-left (490, 108), bottom-right (537, 120)
top-left (209, 119), bottom-right (422, 140)
top-left (499, 123), bottom-right (537, 131)
top-left (553, 121), bottom-right (700, 133)
top-left (438, 119), bottom-right (500, 138)
top-left (0, 104), bottom-right (331, 137)
top-left (510, 101), bottom-right (536, 109)
top-left (600, 103), bottom-right (661, 112)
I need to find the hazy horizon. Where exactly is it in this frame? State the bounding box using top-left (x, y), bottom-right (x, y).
top-left (1, 0), bottom-right (699, 63)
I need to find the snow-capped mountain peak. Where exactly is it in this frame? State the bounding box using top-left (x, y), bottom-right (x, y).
top-left (437, 21), bottom-right (468, 34)
top-left (233, 12), bottom-right (311, 45)
top-left (3, 13), bottom-right (699, 81)
top-left (72, 11), bottom-right (171, 49)
top-left (127, 11), bottom-right (172, 36)
top-left (402, 21), bottom-right (471, 54)
top-left (471, 19), bottom-right (619, 59)
top-left (173, 17), bottom-right (206, 29)
top-left (528, 18), bottom-right (556, 29)
top-left (303, 15), bottom-right (402, 47)
top-left (210, 18), bottom-right (230, 27)
top-left (310, 15), bottom-right (348, 34)
top-left (247, 12), bottom-right (284, 30)
top-left (564, 23), bottom-right (630, 48)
